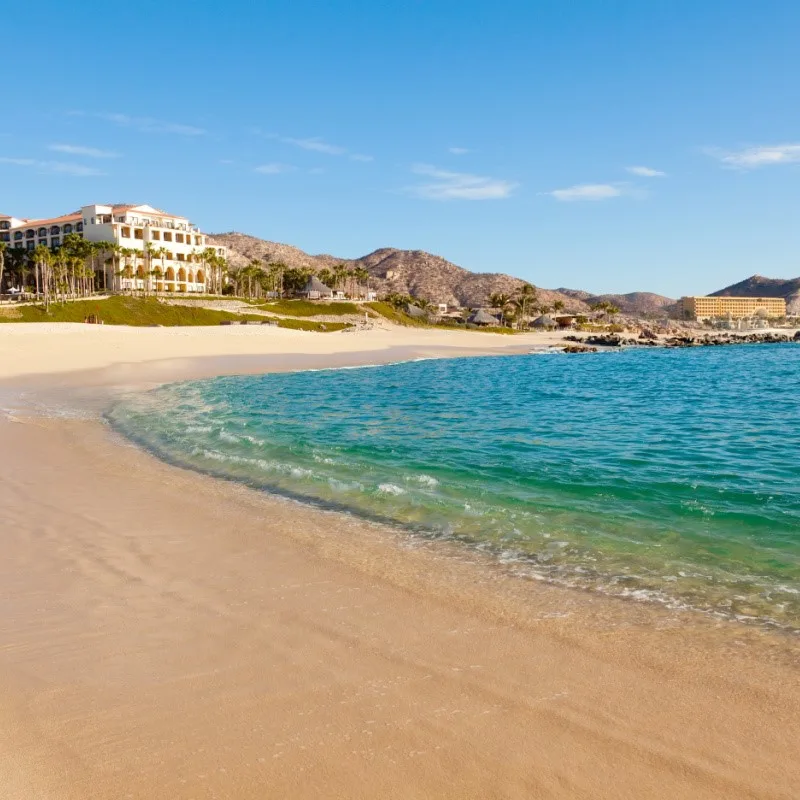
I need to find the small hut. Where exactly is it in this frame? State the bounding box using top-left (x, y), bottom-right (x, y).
top-left (300, 276), bottom-right (333, 300)
top-left (467, 309), bottom-right (500, 327)
top-left (532, 314), bottom-right (557, 329)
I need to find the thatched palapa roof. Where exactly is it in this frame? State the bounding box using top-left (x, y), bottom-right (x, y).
top-left (303, 276), bottom-right (332, 294)
top-left (468, 309), bottom-right (500, 326)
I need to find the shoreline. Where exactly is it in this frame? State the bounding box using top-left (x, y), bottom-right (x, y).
top-left (1, 324), bottom-right (799, 799)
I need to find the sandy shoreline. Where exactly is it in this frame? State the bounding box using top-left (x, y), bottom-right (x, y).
top-left (1, 324), bottom-right (798, 799)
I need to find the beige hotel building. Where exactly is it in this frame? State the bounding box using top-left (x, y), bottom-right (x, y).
top-left (0, 204), bottom-right (225, 293)
top-left (680, 295), bottom-right (787, 320)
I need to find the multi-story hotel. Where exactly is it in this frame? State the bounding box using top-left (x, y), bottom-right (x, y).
top-left (680, 295), bottom-right (787, 320)
top-left (0, 204), bottom-right (225, 293)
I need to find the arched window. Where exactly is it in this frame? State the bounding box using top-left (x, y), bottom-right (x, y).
top-left (177, 267), bottom-right (187, 282)
top-left (38, 227), bottom-right (47, 237)
top-left (14, 231), bottom-right (23, 240)
top-left (63, 224), bottom-right (73, 234)
top-left (196, 269), bottom-right (205, 284)
top-left (25, 230), bottom-right (35, 239)
top-left (76, 222), bottom-right (83, 232)
top-left (50, 225), bottom-right (60, 235)
top-left (165, 267), bottom-right (176, 281)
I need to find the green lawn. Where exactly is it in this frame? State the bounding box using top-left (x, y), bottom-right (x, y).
top-left (365, 302), bottom-right (432, 327)
top-left (257, 299), bottom-right (362, 316)
top-left (0, 296), bottom-right (349, 331)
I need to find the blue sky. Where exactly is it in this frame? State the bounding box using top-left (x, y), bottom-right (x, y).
top-left (1, 0), bottom-right (799, 297)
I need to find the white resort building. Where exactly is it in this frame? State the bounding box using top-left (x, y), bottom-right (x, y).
top-left (0, 204), bottom-right (226, 293)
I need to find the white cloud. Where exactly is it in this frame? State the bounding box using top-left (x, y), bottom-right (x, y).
top-left (448, 147), bottom-right (470, 155)
top-left (0, 157), bottom-right (105, 176)
top-left (626, 165), bottom-right (665, 177)
top-left (95, 112), bottom-right (205, 136)
top-left (258, 131), bottom-right (372, 161)
top-left (711, 143), bottom-right (800, 168)
top-left (49, 144), bottom-right (118, 159)
top-left (547, 183), bottom-right (622, 202)
top-left (283, 136), bottom-right (346, 155)
top-left (254, 163), bottom-right (295, 174)
top-left (407, 164), bottom-right (517, 200)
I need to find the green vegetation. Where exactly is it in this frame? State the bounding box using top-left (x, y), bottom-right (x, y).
top-left (273, 317), bottom-right (352, 332)
top-left (257, 299), bottom-right (362, 316)
top-left (0, 297), bottom-right (284, 328)
top-left (365, 301), bottom-right (432, 327)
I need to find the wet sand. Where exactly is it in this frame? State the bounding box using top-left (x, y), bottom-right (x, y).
top-left (0, 324), bottom-right (798, 799)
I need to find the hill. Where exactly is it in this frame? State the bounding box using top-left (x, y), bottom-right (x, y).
top-left (210, 232), bottom-right (667, 312)
top-left (711, 274), bottom-right (800, 314)
top-left (558, 288), bottom-right (676, 315)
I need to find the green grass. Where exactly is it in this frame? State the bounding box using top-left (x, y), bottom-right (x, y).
top-left (274, 318), bottom-right (352, 332)
top-left (257, 299), bottom-right (362, 316)
top-left (365, 302), bottom-right (433, 327)
top-left (0, 296), bottom-right (343, 329)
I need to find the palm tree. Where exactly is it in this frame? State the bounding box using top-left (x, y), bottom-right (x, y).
top-left (0, 241), bottom-right (7, 296)
top-left (489, 292), bottom-right (512, 326)
top-left (31, 245), bottom-right (52, 309)
top-left (354, 266), bottom-right (370, 298)
top-left (553, 299), bottom-right (565, 313)
top-left (512, 283), bottom-right (538, 329)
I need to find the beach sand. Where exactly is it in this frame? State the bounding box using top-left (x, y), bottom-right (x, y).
top-left (1, 323), bottom-right (798, 799)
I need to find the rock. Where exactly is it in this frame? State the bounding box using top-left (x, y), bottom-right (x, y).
top-left (563, 345), bottom-right (598, 353)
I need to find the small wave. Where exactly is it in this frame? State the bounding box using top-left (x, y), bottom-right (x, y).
top-left (378, 483), bottom-right (407, 496)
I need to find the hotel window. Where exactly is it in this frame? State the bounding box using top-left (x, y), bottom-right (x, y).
top-left (38, 227), bottom-right (47, 236)
top-left (0, 221), bottom-right (9, 230)
top-left (51, 237), bottom-right (60, 248)
top-left (195, 235), bottom-right (201, 245)
top-left (152, 230), bottom-right (160, 240)
top-left (163, 232), bottom-right (172, 242)
top-left (50, 225), bottom-right (60, 235)
top-left (0, 233), bottom-right (9, 242)
top-left (177, 253), bottom-right (185, 261)
top-left (39, 239), bottom-right (47, 247)
top-left (121, 227), bottom-right (131, 238)
top-left (134, 229), bottom-right (143, 240)
top-left (176, 233), bottom-right (184, 243)
top-left (14, 232), bottom-right (23, 240)
top-left (26, 241), bottom-right (35, 251)
top-left (26, 230), bottom-right (35, 239)
top-left (76, 222), bottom-right (83, 232)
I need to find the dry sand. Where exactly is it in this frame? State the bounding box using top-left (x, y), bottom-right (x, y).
top-left (0, 323), bottom-right (798, 800)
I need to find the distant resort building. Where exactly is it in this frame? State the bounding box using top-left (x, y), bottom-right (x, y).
top-left (680, 295), bottom-right (786, 321)
top-left (0, 204), bottom-right (225, 293)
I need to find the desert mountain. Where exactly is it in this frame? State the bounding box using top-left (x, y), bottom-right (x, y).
top-left (210, 232), bottom-right (689, 315)
top-left (209, 232), bottom-right (590, 310)
top-left (711, 274), bottom-right (800, 314)
top-left (558, 289), bottom-right (677, 316)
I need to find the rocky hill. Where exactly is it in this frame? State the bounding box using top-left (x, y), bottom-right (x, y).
top-left (555, 288), bottom-right (677, 316)
top-left (209, 232), bottom-right (590, 310)
top-left (209, 231), bottom-right (682, 315)
top-left (711, 274), bottom-right (800, 314)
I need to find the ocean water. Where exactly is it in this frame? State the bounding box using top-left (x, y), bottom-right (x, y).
top-left (107, 346), bottom-right (800, 631)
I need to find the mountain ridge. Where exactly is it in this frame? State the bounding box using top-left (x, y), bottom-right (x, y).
top-left (211, 231), bottom-right (800, 317)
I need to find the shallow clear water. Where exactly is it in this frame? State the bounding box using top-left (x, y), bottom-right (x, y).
top-left (108, 346), bottom-right (800, 630)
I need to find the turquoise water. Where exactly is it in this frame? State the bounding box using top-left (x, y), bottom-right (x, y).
top-left (108, 346), bottom-right (800, 631)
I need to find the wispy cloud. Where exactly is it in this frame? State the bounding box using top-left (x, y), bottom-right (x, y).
top-left (75, 111), bottom-right (206, 136)
top-left (448, 147), bottom-right (470, 155)
top-left (49, 143), bottom-right (118, 159)
top-left (283, 136), bottom-right (346, 155)
top-left (253, 129), bottom-right (374, 162)
top-left (254, 162), bottom-right (295, 174)
top-left (626, 165), bottom-right (665, 177)
top-left (546, 183), bottom-right (623, 202)
top-left (407, 164), bottom-right (517, 200)
top-left (0, 157), bottom-right (105, 177)
top-left (709, 143), bottom-right (800, 169)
